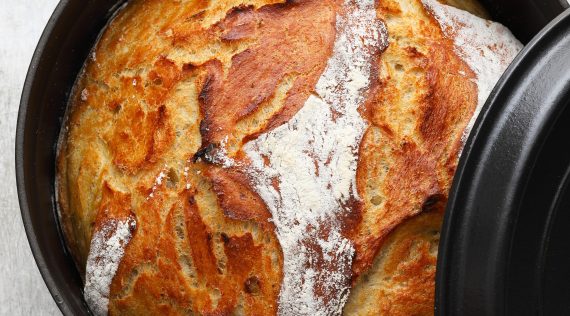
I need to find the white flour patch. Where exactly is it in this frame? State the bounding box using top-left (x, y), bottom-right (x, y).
top-left (146, 165), bottom-right (169, 200)
top-left (84, 216), bottom-right (136, 316)
top-left (422, 0), bottom-right (523, 144)
top-left (147, 169), bottom-right (167, 199)
top-left (243, 0), bottom-right (387, 314)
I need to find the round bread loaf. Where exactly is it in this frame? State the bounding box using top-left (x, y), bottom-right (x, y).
top-left (56, 0), bottom-right (521, 315)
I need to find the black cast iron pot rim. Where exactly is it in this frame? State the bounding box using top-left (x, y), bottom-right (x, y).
top-left (16, 0), bottom-right (73, 314)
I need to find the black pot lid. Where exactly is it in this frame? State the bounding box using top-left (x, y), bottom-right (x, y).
top-left (436, 8), bottom-right (570, 316)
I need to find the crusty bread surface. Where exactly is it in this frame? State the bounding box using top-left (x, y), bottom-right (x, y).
top-left (57, 0), bottom-right (494, 314)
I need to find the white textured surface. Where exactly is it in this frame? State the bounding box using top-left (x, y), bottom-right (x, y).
top-left (85, 217), bottom-right (136, 316)
top-left (244, 1), bottom-right (387, 314)
top-left (0, 0), bottom-right (62, 315)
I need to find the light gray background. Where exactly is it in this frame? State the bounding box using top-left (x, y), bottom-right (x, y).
top-left (1, 0), bottom-right (62, 315)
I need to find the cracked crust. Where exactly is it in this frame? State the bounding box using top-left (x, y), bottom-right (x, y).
top-left (57, 0), bottom-right (490, 314)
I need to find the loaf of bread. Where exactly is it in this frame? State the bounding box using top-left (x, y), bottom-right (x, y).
top-left (56, 0), bottom-right (521, 315)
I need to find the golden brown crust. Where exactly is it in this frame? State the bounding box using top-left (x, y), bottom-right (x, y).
top-left (344, 211), bottom-right (443, 316)
top-left (351, 37), bottom-right (477, 276)
top-left (206, 167), bottom-right (273, 230)
top-left (109, 189), bottom-right (281, 315)
top-left (196, 0), bottom-right (337, 150)
top-left (57, 0), bottom-right (493, 314)
top-left (344, 0), bottom-right (487, 313)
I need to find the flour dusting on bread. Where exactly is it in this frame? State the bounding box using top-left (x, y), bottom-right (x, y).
top-left (422, 0), bottom-right (522, 143)
top-left (84, 216), bottom-right (136, 316)
top-left (244, 0), bottom-right (387, 314)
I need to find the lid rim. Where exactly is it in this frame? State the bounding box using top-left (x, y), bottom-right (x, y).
top-left (436, 8), bottom-right (570, 316)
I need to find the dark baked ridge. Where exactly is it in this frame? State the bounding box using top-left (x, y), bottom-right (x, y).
top-left (56, 0), bottom-right (509, 314)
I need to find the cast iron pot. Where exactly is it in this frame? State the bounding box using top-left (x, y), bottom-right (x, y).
top-left (15, 0), bottom-right (569, 315)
